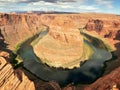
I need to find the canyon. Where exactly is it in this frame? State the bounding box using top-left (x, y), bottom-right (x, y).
top-left (0, 12), bottom-right (120, 90)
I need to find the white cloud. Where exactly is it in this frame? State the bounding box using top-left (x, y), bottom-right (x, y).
top-left (94, 0), bottom-right (113, 8)
top-left (78, 6), bottom-right (98, 11)
top-left (60, 5), bottom-right (73, 9)
top-left (0, 0), bottom-right (117, 14)
top-left (32, 1), bottom-right (56, 6)
top-left (0, 0), bottom-right (28, 3)
top-left (31, 1), bottom-right (74, 9)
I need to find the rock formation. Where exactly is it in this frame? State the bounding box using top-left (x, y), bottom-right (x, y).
top-left (84, 19), bottom-right (104, 33)
top-left (0, 13), bottom-right (120, 90)
top-left (0, 13), bottom-right (46, 50)
top-left (0, 53), bottom-right (35, 90)
top-left (33, 21), bottom-right (84, 69)
top-left (84, 67), bottom-right (120, 90)
top-left (84, 18), bottom-right (120, 39)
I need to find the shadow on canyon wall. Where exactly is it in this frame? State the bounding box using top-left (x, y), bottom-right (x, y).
top-left (0, 29), bottom-right (12, 61)
top-left (103, 30), bottom-right (120, 75)
top-left (0, 29), bottom-right (8, 50)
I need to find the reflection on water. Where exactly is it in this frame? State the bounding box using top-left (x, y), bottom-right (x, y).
top-left (17, 30), bottom-right (112, 86)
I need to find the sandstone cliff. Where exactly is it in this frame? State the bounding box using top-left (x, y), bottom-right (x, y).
top-left (0, 13), bottom-right (46, 50)
top-left (0, 13), bottom-right (120, 90)
top-left (0, 53), bottom-right (35, 90)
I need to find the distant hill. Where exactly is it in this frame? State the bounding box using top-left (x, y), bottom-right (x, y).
top-left (13, 11), bottom-right (79, 14)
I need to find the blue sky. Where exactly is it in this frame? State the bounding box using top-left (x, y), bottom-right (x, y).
top-left (0, 0), bottom-right (120, 14)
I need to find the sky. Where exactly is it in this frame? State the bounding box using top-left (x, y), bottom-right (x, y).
top-left (0, 0), bottom-right (120, 14)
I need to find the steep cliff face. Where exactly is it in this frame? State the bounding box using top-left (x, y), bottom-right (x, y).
top-left (84, 18), bottom-right (120, 39)
top-left (0, 13), bottom-right (120, 90)
top-left (0, 13), bottom-right (46, 50)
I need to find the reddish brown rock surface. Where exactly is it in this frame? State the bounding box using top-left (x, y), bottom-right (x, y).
top-left (0, 13), bottom-right (120, 90)
top-left (0, 55), bottom-right (35, 90)
top-left (84, 67), bottom-right (120, 90)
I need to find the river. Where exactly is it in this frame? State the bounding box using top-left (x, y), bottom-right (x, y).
top-left (17, 30), bottom-right (112, 86)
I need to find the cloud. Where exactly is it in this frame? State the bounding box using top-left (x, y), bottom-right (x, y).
top-left (78, 6), bottom-right (98, 11)
top-left (29, 0), bottom-right (99, 12)
top-left (94, 0), bottom-right (113, 8)
top-left (0, 0), bottom-right (117, 14)
top-left (0, 0), bottom-right (76, 3)
top-left (29, 1), bottom-right (98, 10)
top-left (0, 0), bottom-right (86, 3)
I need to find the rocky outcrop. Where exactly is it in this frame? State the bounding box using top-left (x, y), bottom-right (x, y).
top-left (0, 56), bottom-right (35, 90)
top-left (33, 22), bottom-right (84, 68)
top-left (84, 18), bottom-right (120, 39)
top-left (84, 67), bottom-right (120, 90)
top-left (84, 19), bottom-right (103, 32)
top-left (36, 81), bottom-right (61, 90)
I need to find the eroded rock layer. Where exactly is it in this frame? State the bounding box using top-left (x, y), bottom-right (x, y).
top-left (0, 55), bottom-right (35, 90)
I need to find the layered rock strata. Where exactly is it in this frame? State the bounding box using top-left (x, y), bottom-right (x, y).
top-left (0, 56), bottom-right (35, 90)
